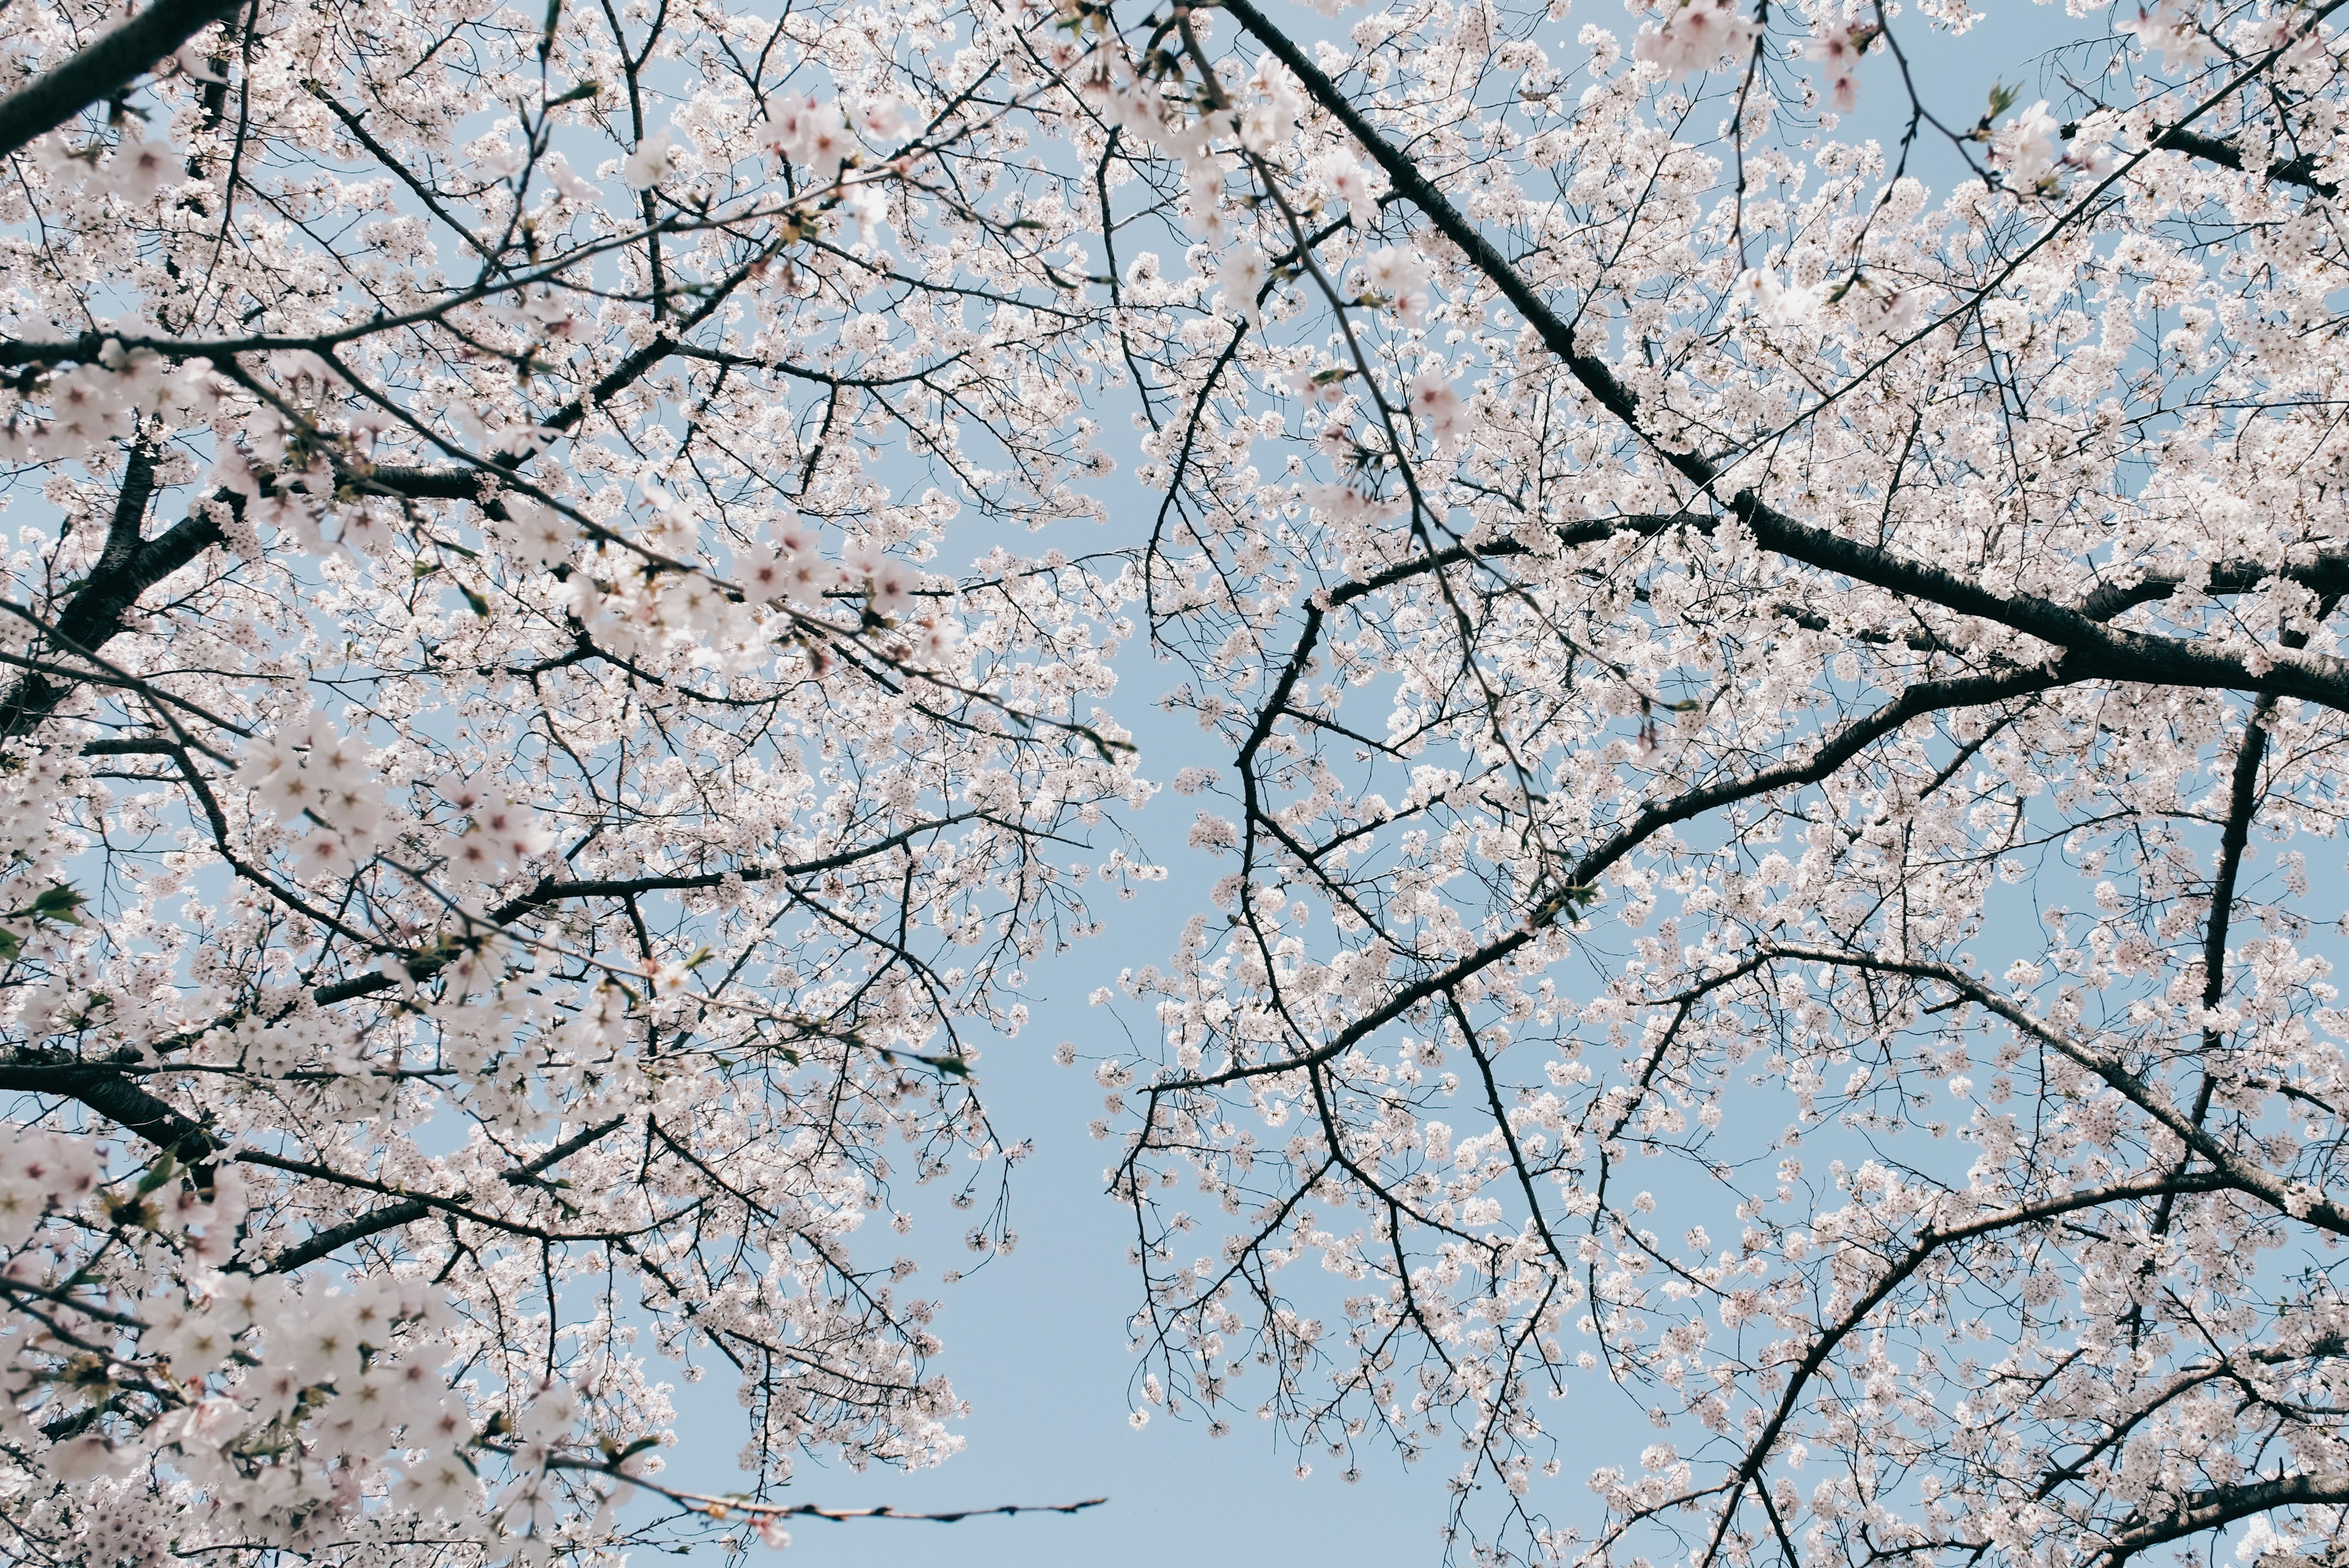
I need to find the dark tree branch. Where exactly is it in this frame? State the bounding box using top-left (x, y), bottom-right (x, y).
top-left (0, 1048), bottom-right (220, 1164)
top-left (2104, 1471), bottom-right (2349, 1562)
top-left (0, 0), bottom-right (242, 161)
top-left (262, 1114), bottom-right (629, 1273)
top-left (0, 493), bottom-right (228, 741)
top-left (311, 810), bottom-right (981, 1003)
top-left (1159, 663), bottom-right (2063, 1093)
top-left (2136, 124), bottom-right (2336, 196)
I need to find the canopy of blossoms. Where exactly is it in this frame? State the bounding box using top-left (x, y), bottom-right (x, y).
top-left (3, 0), bottom-right (2348, 1566)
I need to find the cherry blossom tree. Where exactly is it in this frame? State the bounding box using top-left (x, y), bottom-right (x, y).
top-left (1085, 2), bottom-right (2349, 1567)
top-left (0, 0), bottom-right (1141, 1560)
top-left (14, 0), bottom-right (2349, 1565)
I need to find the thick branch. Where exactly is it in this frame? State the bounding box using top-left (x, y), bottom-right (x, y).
top-left (2104, 1471), bottom-right (2349, 1562)
top-left (0, 0), bottom-right (240, 160)
top-left (0, 1048), bottom-right (220, 1163)
top-left (0, 501), bottom-right (227, 740)
top-left (2136, 125), bottom-right (2337, 196)
top-left (1723, 494), bottom-right (2349, 710)
top-left (2073, 553), bottom-right (2349, 621)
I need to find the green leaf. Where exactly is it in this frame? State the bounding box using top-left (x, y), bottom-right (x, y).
top-left (458, 584), bottom-right (491, 618)
top-left (136, 1153), bottom-right (180, 1196)
top-left (548, 81), bottom-right (599, 107)
top-left (28, 883), bottom-right (85, 925)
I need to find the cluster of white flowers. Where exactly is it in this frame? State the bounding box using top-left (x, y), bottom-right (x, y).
top-left (760, 94), bottom-right (904, 180)
top-left (1989, 98), bottom-right (2066, 192)
top-left (22, 131), bottom-right (181, 207)
top-left (0, 1130), bottom-right (106, 1249)
top-left (2120, 0), bottom-right (2214, 72)
top-left (0, 345), bottom-right (215, 462)
top-left (1355, 246), bottom-right (1434, 319)
top-left (1629, 0), bottom-right (1760, 79)
top-left (1802, 21), bottom-right (1875, 111)
top-left (1, 1226), bottom-right (632, 1565)
top-left (232, 708), bottom-right (405, 876)
top-left (436, 774), bottom-right (558, 886)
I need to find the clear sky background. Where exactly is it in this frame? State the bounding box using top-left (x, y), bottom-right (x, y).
top-left (657, 6), bottom-right (2117, 1563)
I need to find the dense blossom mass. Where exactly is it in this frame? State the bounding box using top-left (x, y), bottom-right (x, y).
top-left (4, 0), bottom-right (2349, 1565)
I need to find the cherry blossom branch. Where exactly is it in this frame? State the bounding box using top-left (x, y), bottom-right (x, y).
top-left (1631, 1169), bottom-right (2280, 1568)
top-left (2115, 123), bottom-right (2337, 195)
top-left (1223, 0), bottom-right (2349, 719)
top-left (0, 0), bottom-right (242, 160)
top-left (2101, 1471), bottom-right (2349, 1564)
top-left (0, 502), bottom-right (231, 740)
top-left (1156, 663), bottom-right (2060, 1093)
top-left (1759, 944), bottom-right (2349, 1235)
top-left (261, 1114), bottom-right (631, 1273)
